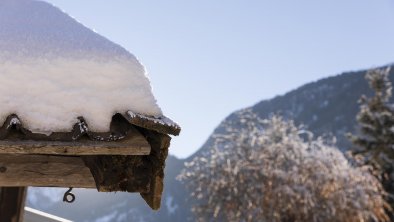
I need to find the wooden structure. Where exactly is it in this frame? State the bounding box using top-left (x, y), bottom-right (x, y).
top-left (0, 112), bottom-right (180, 221)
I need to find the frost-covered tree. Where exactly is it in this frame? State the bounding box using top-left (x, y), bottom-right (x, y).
top-left (179, 110), bottom-right (389, 222)
top-left (349, 68), bottom-right (394, 209)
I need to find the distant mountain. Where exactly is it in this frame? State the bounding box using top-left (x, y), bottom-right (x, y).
top-left (28, 65), bottom-right (394, 221)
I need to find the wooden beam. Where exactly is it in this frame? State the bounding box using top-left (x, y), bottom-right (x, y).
top-left (0, 154), bottom-right (96, 188)
top-left (83, 155), bottom-right (151, 193)
top-left (138, 129), bottom-right (171, 210)
top-left (0, 187), bottom-right (27, 222)
top-left (83, 128), bottom-right (171, 210)
top-left (0, 127), bottom-right (151, 156)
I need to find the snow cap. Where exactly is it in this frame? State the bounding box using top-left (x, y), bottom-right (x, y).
top-left (0, 0), bottom-right (163, 133)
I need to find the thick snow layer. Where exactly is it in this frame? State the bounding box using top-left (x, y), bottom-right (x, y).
top-left (0, 0), bottom-right (162, 133)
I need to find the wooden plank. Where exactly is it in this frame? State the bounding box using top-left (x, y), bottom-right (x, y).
top-left (0, 187), bottom-right (27, 222)
top-left (0, 154), bottom-right (96, 188)
top-left (123, 112), bottom-right (181, 136)
top-left (139, 129), bottom-right (171, 210)
top-left (0, 140), bottom-right (150, 156)
top-left (0, 127), bottom-right (151, 156)
top-left (83, 155), bottom-right (151, 193)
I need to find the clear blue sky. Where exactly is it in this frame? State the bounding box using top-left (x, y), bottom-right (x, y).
top-left (45, 0), bottom-right (394, 158)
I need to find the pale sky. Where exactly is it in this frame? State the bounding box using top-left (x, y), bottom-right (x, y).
top-left (45, 0), bottom-right (394, 158)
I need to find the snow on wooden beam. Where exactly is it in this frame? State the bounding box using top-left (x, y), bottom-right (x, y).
top-left (0, 154), bottom-right (96, 188)
top-left (0, 127), bottom-right (151, 156)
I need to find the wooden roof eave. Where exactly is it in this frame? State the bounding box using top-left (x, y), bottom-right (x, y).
top-left (0, 112), bottom-right (180, 211)
top-left (0, 114), bottom-right (152, 156)
top-left (122, 111), bottom-right (181, 136)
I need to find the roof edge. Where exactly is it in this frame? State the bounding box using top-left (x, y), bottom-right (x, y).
top-left (124, 111), bottom-right (181, 136)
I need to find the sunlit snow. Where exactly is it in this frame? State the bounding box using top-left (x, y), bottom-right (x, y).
top-left (0, 0), bottom-right (162, 133)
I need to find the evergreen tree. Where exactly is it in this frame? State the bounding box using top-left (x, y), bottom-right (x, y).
top-left (349, 67), bottom-right (394, 208)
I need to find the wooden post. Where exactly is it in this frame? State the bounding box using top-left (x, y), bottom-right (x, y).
top-left (0, 187), bottom-right (27, 222)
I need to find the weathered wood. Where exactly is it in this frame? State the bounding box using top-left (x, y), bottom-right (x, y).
top-left (138, 128), bottom-right (171, 210)
top-left (0, 127), bottom-right (151, 156)
top-left (0, 187), bottom-right (27, 222)
top-left (123, 112), bottom-right (181, 136)
top-left (0, 114), bottom-right (143, 142)
top-left (83, 155), bottom-right (151, 193)
top-left (0, 154), bottom-right (96, 188)
top-left (82, 127), bottom-right (171, 210)
top-left (0, 140), bottom-right (150, 156)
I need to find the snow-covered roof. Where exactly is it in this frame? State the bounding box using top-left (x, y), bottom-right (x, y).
top-left (0, 0), bottom-right (178, 135)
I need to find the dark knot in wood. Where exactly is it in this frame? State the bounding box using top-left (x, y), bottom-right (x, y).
top-left (0, 166), bottom-right (7, 173)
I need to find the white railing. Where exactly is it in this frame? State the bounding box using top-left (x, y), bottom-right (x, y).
top-left (24, 207), bottom-right (72, 222)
